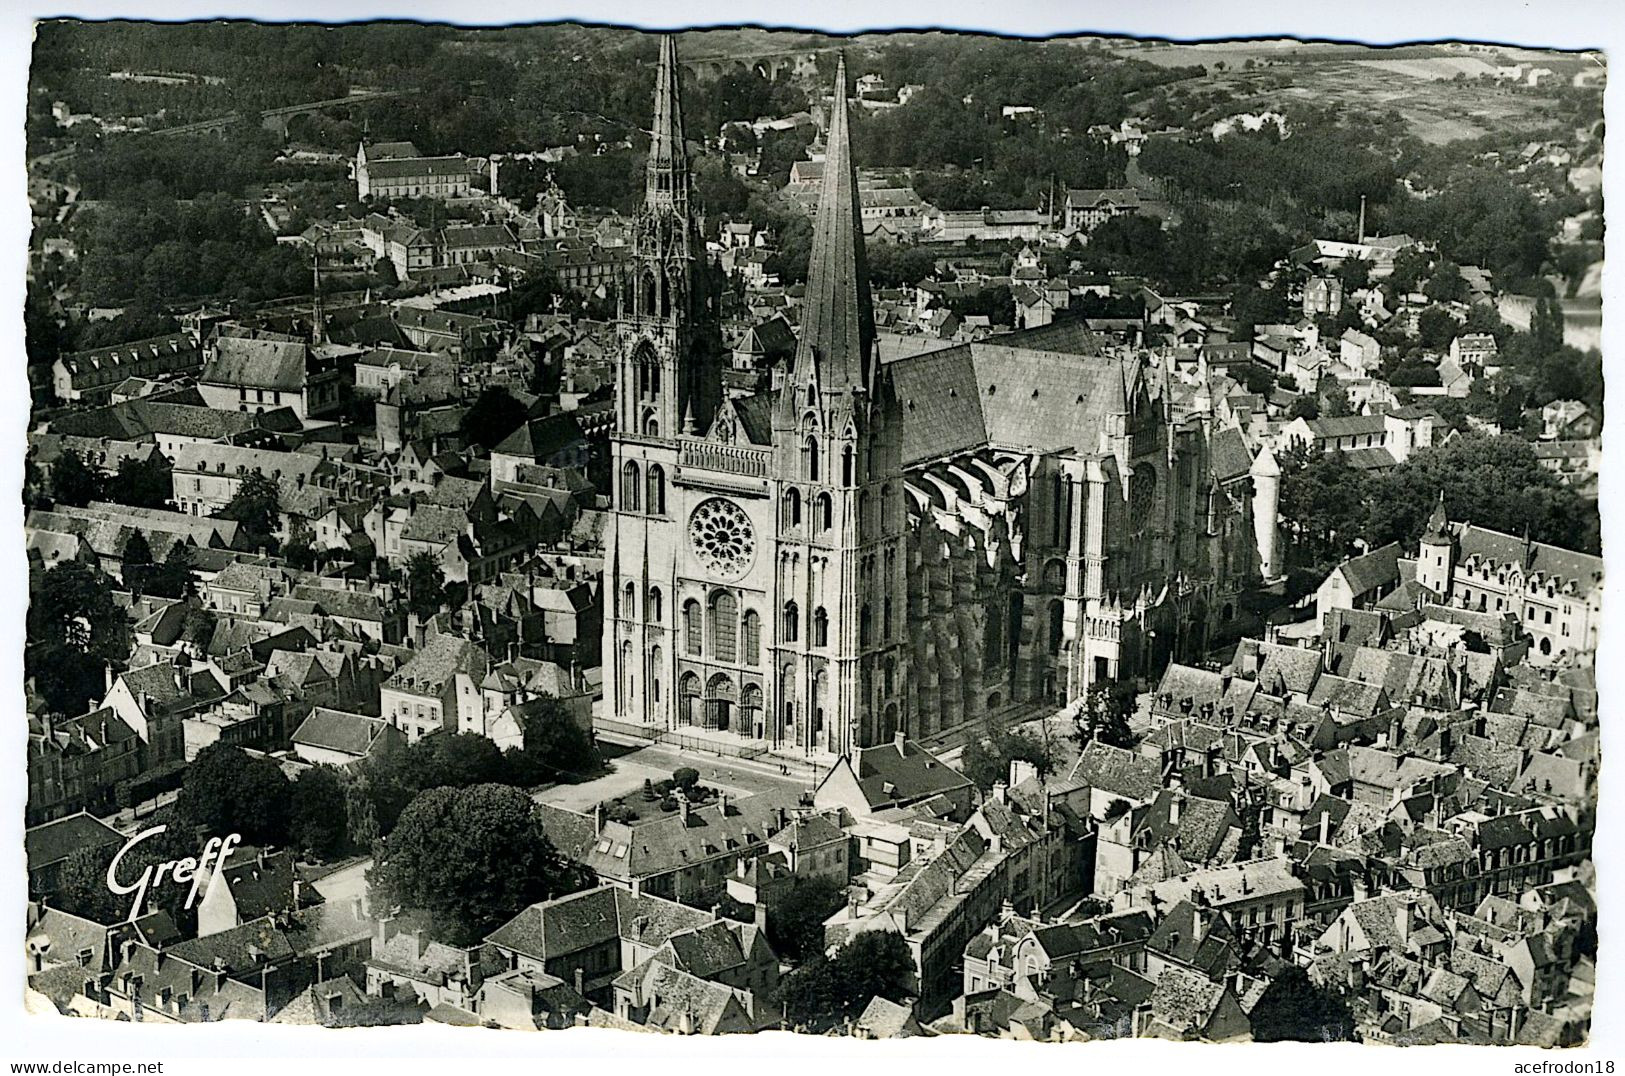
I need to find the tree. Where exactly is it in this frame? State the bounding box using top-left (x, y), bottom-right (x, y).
top-left (367, 784), bottom-right (595, 946)
top-left (1414, 306), bottom-right (1460, 352)
top-left (458, 386), bottom-right (528, 452)
top-left (1277, 445), bottom-right (1370, 571)
top-left (290, 765), bottom-right (350, 861)
top-left (399, 732), bottom-right (508, 791)
top-left (1249, 966), bottom-right (1356, 1042)
top-left (507, 697), bottom-right (598, 784)
top-left (960, 724), bottom-right (1057, 792)
top-left (110, 455), bottom-right (172, 510)
top-left (1320, 379), bottom-right (1353, 418)
top-left (53, 813), bottom-right (202, 930)
top-left (777, 930), bottom-right (915, 1031)
top-left (150, 543), bottom-right (200, 600)
top-left (28, 560), bottom-right (129, 715)
top-left (50, 448), bottom-right (103, 508)
top-left (217, 470), bottom-right (281, 553)
top-left (405, 551), bottom-right (446, 619)
top-left (1290, 395), bottom-right (1321, 420)
top-left (1422, 261), bottom-right (1467, 304)
top-left (764, 877), bottom-right (844, 964)
top-left (1080, 679), bottom-right (1137, 749)
top-left (121, 531), bottom-right (154, 594)
top-left (1336, 257), bottom-right (1371, 291)
top-left (175, 743), bottom-right (293, 847)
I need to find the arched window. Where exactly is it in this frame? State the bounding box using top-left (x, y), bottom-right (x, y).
top-left (782, 488), bottom-right (801, 529)
top-left (647, 645), bottom-right (663, 704)
top-left (783, 601), bottom-right (800, 642)
top-left (623, 581), bottom-right (637, 617)
top-left (813, 607), bottom-right (829, 647)
top-left (780, 664), bottom-right (796, 731)
top-left (742, 610), bottom-right (761, 665)
top-left (817, 493), bottom-right (833, 532)
top-left (620, 641), bottom-right (635, 711)
top-left (1048, 599), bottom-right (1064, 655)
top-left (813, 670), bottom-right (829, 738)
top-left (884, 657), bottom-right (896, 696)
top-left (884, 597), bottom-right (893, 640)
top-left (859, 491), bottom-right (872, 540)
top-left (680, 672), bottom-right (701, 725)
top-left (644, 414), bottom-right (660, 438)
top-left (804, 436), bottom-right (820, 481)
top-left (842, 445), bottom-right (855, 486)
top-left (710, 591), bottom-right (738, 662)
top-left (742, 684), bottom-right (764, 737)
top-left (646, 464), bottom-right (666, 515)
top-left (1043, 559), bottom-right (1066, 590)
top-left (860, 603), bottom-right (873, 647)
top-left (621, 460), bottom-right (642, 512)
top-left (647, 586), bottom-right (663, 623)
top-left (683, 599), bottom-right (702, 656)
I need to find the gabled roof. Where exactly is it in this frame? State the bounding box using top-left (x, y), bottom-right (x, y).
top-left (201, 336), bottom-right (309, 393)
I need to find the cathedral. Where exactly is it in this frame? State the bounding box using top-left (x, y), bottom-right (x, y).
top-left (604, 39), bottom-right (1280, 760)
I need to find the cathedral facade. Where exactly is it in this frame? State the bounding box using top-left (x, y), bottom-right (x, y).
top-left (604, 40), bottom-right (1277, 760)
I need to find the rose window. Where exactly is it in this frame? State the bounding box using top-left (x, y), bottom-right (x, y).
top-left (689, 498), bottom-right (755, 579)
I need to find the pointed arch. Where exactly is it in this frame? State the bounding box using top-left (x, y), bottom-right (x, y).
top-left (803, 436), bottom-right (820, 481)
top-left (816, 492), bottom-right (833, 533)
top-left (646, 464), bottom-right (666, 515)
top-left (621, 460), bottom-right (642, 512)
top-left (683, 598), bottom-right (702, 656)
top-left (842, 445), bottom-right (855, 486)
top-left (709, 590), bottom-right (738, 662)
top-left (742, 609), bottom-right (761, 665)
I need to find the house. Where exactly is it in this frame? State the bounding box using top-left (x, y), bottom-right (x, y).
top-left (197, 334), bottom-right (345, 422)
top-left (1063, 188), bottom-right (1142, 235)
top-left (812, 735), bottom-right (973, 819)
top-left (1303, 277), bottom-right (1344, 318)
top-left (1339, 328), bottom-right (1381, 371)
top-left (290, 708), bottom-right (405, 768)
top-left (52, 332), bottom-right (202, 405)
top-left (1540, 400), bottom-right (1597, 441)
top-left (25, 812), bottom-right (126, 901)
top-left (356, 142), bottom-right (475, 201)
top-left (536, 791), bottom-right (800, 906)
top-left (1315, 542), bottom-right (1406, 627)
top-left (380, 633), bottom-right (491, 743)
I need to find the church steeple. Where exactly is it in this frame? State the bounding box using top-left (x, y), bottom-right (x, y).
top-left (616, 33), bottom-right (720, 440)
top-left (788, 54), bottom-right (874, 397)
top-left (645, 34), bottom-right (688, 214)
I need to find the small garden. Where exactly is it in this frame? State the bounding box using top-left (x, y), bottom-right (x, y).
top-left (597, 766), bottom-right (719, 824)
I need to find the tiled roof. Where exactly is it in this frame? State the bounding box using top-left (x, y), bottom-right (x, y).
top-left (291, 708), bottom-right (390, 757)
top-left (201, 336), bottom-right (308, 393)
top-left (1072, 741), bottom-right (1161, 802)
top-left (26, 812), bottom-right (125, 872)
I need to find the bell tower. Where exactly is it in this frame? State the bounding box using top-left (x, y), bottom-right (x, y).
top-left (616, 34), bottom-right (721, 440)
top-left (769, 56), bottom-right (909, 757)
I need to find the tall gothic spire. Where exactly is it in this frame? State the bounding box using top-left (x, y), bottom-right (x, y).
top-left (645, 34), bottom-right (688, 208)
top-left (792, 54), bottom-right (874, 395)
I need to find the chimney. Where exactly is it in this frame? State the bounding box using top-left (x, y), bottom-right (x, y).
top-left (1318, 810), bottom-right (1331, 846)
top-left (573, 967), bottom-right (584, 995)
top-left (412, 928), bottom-right (428, 959)
top-left (718, 792), bottom-right (731, 816)
top-left (894, 730), bottom-right (907, 756)
top-left (1169, 792), bottom-right (1183, 825)
top-left (677, 790), bottom-right (691, 825)
top-left (991, 780), bottom-right (1008, 804)
top-left (593, 801), bottom-right (606, 835)
top-left (754, 901), bottom-right (769, 933)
